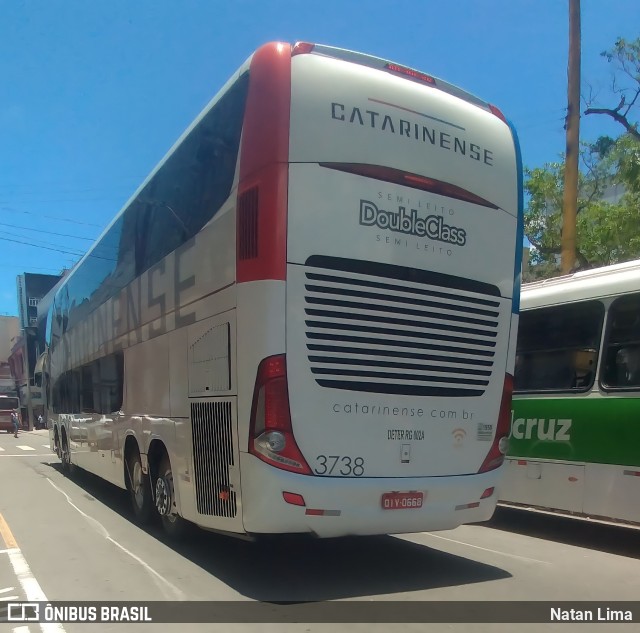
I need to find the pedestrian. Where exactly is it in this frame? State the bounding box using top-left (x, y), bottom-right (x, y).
top-left (37, 414), bottom-right (43, 430)
top-left (11, 410), bottom-right (19, 438)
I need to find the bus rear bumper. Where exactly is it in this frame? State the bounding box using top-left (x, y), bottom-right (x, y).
top-left (240, 453), bottom-right (503, 538)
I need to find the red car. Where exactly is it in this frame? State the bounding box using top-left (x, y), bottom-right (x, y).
top-left (0, 396), bottom-right (21, 433)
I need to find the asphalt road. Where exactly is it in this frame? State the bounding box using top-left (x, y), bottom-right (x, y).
top-left (1, 429), bottom-right (639, 633)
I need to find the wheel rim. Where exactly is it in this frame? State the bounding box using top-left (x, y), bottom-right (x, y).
top-left (155, 476), bottom-right (171, 516)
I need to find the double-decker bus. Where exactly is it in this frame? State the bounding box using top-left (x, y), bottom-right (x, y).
top-left (502, 259), bottom-right (640, 525)
top-left (40, 41), bottom-right (522, 538)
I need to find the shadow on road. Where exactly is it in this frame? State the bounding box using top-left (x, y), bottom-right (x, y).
top-left (44, 462), bottom-right (511, 602)
top-left (482, 506), bottom-right (640, 560)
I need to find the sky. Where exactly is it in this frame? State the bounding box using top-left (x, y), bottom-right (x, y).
top-left (0, 0), bottom-right (637, 317)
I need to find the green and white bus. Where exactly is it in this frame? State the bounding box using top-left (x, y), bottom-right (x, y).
top-left (501, 259), bottom-right (640, 526)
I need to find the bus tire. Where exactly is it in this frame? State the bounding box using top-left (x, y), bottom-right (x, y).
top-left (127, 451), bottom-right (152, 525)
top-left (156, 455), bottom-right (187, 538)
top-left (60, 432), bottom-right (73, 476)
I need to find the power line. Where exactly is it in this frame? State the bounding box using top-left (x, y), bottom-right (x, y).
top-left (0, 179), bottom-right (140, 192)
top-left (0, 236), bottom-right (86, 257)
top-left (1, 264), bottom-right (65, 273)
top-left (0, 236), bottom-right (116, 262)
top-left (7, 230), bottom-right (89, 255)
top-left (0, 194), bottom-right (130, 205)
top-left (0, 206), bottom-right (104, 228)
top-left (0, 221), bottom-right (96, 242)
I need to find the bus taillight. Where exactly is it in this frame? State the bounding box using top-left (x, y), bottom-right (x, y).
top-left (488, 104), bottom-right (508, 124)
top-left (478, 374), bottom-right (513, 473)
top-left (249, 355), bottom-right (312, 475)
top-left (291, 42), bottom-right (315, 56)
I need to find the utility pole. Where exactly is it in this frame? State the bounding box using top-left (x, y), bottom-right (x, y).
top-left (561, 0), bottom-right (581, 273)
top-left (24, 328), bottom-right (35, 431)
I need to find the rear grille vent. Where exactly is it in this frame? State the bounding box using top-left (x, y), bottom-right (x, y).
top-left (303, 256), bottom-right (503, 397)
top-left (191, 401), bottom-right (237, 517)
top-left (238, 187), bottom-right (259, 260)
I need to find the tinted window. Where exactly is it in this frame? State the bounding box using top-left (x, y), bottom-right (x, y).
top-left (52, 353), bottom-right (123, 414)
top-left (514, 301), bottom-right (604, 393)
top-left (0, 398), bottom-right (19, 411)
top-left (601, 294), bottom-right (640, 389)
top-left (140, 72), bottom-right (249, 272)
top-left (62, 72), bottom-right (249, 334)
top-left (66, 215), bottom-right (127, 331)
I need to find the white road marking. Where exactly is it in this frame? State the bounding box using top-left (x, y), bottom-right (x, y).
top-left (0, 455), bottom-right (52, 458)
top-left (5, 547), bottom-right (66, 632)
top-left (0, 447), bottom-right (4, 451)
top-left (46, 478), bottom-right (185, 600)
top-left (12, 627), bottom-right (30, 633)
top-left (0, 586), bottom-right (16, 593)
top-left (424, 532), bottom-right (552, 564)
top-left (16, 446), bottom-right (35, 451)
top-left (42, 445), bottom-right (50, 449)
top-left (1, 595), bottom-right (19, 600)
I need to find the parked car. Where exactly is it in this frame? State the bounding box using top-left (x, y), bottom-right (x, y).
top-left (0, 395), bottom-right (20, 433)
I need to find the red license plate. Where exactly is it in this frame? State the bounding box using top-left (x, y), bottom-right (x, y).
top-left (381, 491), bottom-right (424, 510)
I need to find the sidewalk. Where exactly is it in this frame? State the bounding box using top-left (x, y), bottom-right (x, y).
top-left (19, 428), bottom-right (49, 436)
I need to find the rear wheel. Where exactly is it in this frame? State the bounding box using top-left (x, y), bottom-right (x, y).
top-left (127, 450), bottom-right (152, 524)
top-left (60, 433), bottom-right (73, 475)
top-left (155, 455), bottom-right (187, 538)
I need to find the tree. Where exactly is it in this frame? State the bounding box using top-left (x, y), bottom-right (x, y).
top-left (584, 37), bottom-right (640, 141)
top-left (524, 134), bottom-right (640, 280)
top-left (524, 35), bottom-right (640, 281)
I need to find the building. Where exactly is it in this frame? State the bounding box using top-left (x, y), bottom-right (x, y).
top-left (0, 315), bottom-right (20, 395)
top-left (10, 273), bottom-right (62, 429)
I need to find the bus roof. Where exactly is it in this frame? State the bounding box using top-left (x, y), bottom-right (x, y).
top-left (521, 259), bottom-right (640, 310)
top-left (295, 42), bottom-right (497, 116)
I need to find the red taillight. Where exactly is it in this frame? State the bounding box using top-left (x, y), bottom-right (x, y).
top-left (249, 355), bottom-right (312, 475)
top-left (282, 492), bottom-right (306, 506)
top-left (319, 163), bottom-right (499, 210)
top-left (480, 487), bottom-right (495, 499)
top-left (385, 62), bottom-right (435, 86)
top-left (292, 42), bottom-right (315, 56)
top-left (488, 104), bottom-right (507, 124)
top-left (478, 374), bottom-right (513, 473)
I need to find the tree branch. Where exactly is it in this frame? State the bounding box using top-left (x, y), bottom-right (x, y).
top-left (525, 234), bottom-right (560, 256)
top-left (584, 106), bottom-right (640, 141)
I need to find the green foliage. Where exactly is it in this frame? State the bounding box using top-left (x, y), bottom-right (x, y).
top-left (524, 35), bottom-right (640, 280)
top-left (590, 37), bottom-right (640, 141)
top-left (524, 135), bottom-right (640, 276)
top-left (601, 37), bottom-right (640, 84)
top-left (610, 134), bottom-right (640, 193)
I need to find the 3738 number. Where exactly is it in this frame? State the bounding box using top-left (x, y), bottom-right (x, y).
top-left (314, 455), bottom-right (365, 477)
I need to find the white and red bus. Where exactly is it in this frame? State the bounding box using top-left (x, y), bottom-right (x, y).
top-left (41, 41), bottom-right (523, 538)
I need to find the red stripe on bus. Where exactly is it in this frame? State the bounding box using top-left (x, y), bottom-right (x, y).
top-left (623, 470), bottom-right (640, 477)
top-left (517, 460), bottom-right (527, 465)
top-left (237, 42), bottom-right (291, 283)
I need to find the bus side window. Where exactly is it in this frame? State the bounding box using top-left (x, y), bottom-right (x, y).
top-left (514, 301), bottom-right (604, 393)
top-left (601, 294), bottom-right (640, 389)
top-left (572, 349), bottom-right (596, 389)
top-left (614, 346), bottom-right (640, 387)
